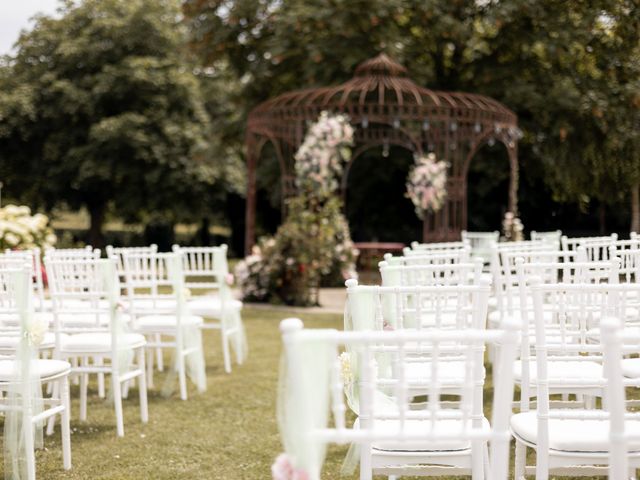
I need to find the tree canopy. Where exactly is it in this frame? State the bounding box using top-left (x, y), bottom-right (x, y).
top-left (184, 0), bottom-right (640, 234)
top-left (0, 0), bottom-right (216, 246)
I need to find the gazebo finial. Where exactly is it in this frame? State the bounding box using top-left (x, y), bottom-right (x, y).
top-left (354, 53), bottom-right (408, 77)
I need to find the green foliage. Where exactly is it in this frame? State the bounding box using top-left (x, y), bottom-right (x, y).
top-left (184, 0), bottom-right (640, 232)
top-left (0, 0), bottom-right (215, 245)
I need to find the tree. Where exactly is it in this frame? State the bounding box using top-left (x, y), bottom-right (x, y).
top-left (184, 0), bottom-right (640, 236)
top-left (0, 0), bottom-right (214, 246)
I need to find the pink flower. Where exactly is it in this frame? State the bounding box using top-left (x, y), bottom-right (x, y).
top-left (271, 454), bottom-right (309, 480)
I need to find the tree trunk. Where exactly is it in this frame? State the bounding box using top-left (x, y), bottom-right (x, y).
top-left (199, 217), bottom-right (211, 246)
top-left (598, 203), bottom-right (606, 235)
top-left (87, 201), bottom-right (106, 248)
top-left (631, 183), bottom-right (640, 234)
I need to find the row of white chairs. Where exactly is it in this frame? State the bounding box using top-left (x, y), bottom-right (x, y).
top-left (0, 244), bottom-right (247, 478)
top-left (273, 233), bottom-right (640, 479)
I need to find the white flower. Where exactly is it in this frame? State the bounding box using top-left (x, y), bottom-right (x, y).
top-left (25, 317), bottom-right (48, 346)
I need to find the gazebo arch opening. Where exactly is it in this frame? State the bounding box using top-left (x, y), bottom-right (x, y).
top-left (244, 53), bottom-right (520, 253)
top-left (466, 141), bottom-right (512, 231)
top-left (344, 144), bottom-right (420, 243)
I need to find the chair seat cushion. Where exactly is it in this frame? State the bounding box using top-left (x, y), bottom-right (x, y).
top-left (135, 315), bottom-right (203, 331)
top-left (0, 359), bottom-right (71, 381)
top-left (61, 333), bottom-right (146, 352)
top-left (0, 332), bottom-right (62, 350)
top-left (187, 296), bottom-right (242, 318)
top-left (622, 358), bottom-right (640, 378)
top-left (514, 360), bottom-right (603, 385)
top-left (511, 411), bottom-right (640, 452)
top-left (372, 417), bottom-right (490, 452)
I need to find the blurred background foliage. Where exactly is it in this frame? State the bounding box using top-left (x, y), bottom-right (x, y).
top-left (0, 0), bottom-right (639, 254)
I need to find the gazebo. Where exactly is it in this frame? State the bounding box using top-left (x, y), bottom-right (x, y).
top-left (244, 54), bottom-right (520, 254)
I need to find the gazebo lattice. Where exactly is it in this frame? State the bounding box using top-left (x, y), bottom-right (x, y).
top-left (244, 53), bottom-right (520, 254)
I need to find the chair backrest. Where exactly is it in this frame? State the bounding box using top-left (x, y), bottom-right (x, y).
top-left (560, 233), bottom-right (617, 252)
top-left (577, 234), bottom-right (620, 262)
top-left (0, 260), bottom-right (33, 330)
top-left (386, 248), bottom-right (471, 266)
top-left (45, 246), bottom-right (100, 261)
top-left (276, 317), bottom-right (519, 480)
top-left (613, 247), bottom-right (640, 283)
top-left (378, 259), bottom-right (483, 287)
top-left (171, 244), bottom-right (230, 292)
top-left (461, 230), bottom-right (499, 262)
top-left (121, 251), bottom-right (185, 318)
top-left (490, 242), bottom-right (554, 312)
top-left (45, 257), bottom-right (118, 332)
top-left (345, 279), bottom-right (490, 331)
top-left (530, 230), bottom-right (562, 247)
top-left (3, 248), bottom-right (45, 310)
top-left (409, 240), bottom-right (468, 252)
top-left (105, 244), bottom-right (158, 277)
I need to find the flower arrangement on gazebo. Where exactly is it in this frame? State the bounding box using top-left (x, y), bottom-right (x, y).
top-left (406, 153), bottom-right (448, 220)
top-left (236, 112), bottom-right (358, 306)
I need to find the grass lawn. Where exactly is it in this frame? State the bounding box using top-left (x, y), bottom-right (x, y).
top-left (15, 307), bottom-right (605, 479)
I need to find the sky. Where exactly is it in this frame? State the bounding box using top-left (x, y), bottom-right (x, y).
top-left (0, 0), bottom-right (60, 55)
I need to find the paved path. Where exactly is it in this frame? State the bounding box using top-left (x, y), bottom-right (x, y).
top-left (243, 287), bottom-right (347, 315)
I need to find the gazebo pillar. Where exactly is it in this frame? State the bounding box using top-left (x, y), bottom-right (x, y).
top-left (508, 143), bottom-right (519, 215)
top-left (244, 152), bottom-right (257, 255)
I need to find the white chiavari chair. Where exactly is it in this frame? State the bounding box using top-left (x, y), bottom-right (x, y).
top-left (511, 281), bottom-right (638, 478)
top-left (46, 257), bottom-right (148, 436)
top-left (461, 230), bottom-right (499, 264)
top-left (379, 258), bottom-right (484, 287)
top-left (276, 317), bottom-right (520, 480)
top-left (489, 242), bottom-right (555, 324)
top-left (512, 297), bottom-right (640, 479)
top-left (122, 251), bottom-right (206, 400)
top-left (106, 244), bottom-right (162, 371)
top-left (0, 265), bottom-right (72, 478)
top-left (44, 246), bottom-right (100, 260)
top-left (171, 244), bottom-right (247, 374)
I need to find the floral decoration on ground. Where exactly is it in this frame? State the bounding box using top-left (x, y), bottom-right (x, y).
top-left (236, 111), bottom-right (358, 306)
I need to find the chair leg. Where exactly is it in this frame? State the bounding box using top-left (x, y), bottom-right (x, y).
top-left (79, 360), bottom-right (88, 422)
top-left (177, 348), bottom-right (188, 401)
top-left (221, 330), bottom-right (232, 374)
top-left (96, 357), bottom-right (105, 398)
top-left (60, 377), bottom-right (72, 470)
top-left (112, 372), bottom-right (125, 437)
top-left (72, 357), bottom-right (79, 385)
top-left (471, 440), bottom-right (485, 480)
top-left (359, 444), bottom-right (372, 480)
top-left (137, 347), bottom-right (149, 423)
top-left (155, 333), bottom-right (164, 372)
top-left (514, 441), bottom-right (526, 480)
top-left (24, 405), bottom-right (36, 480)
top-left (146, 347), bottom-right (155, 389)
top-left (46, 380), bottom-right (59, 436)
